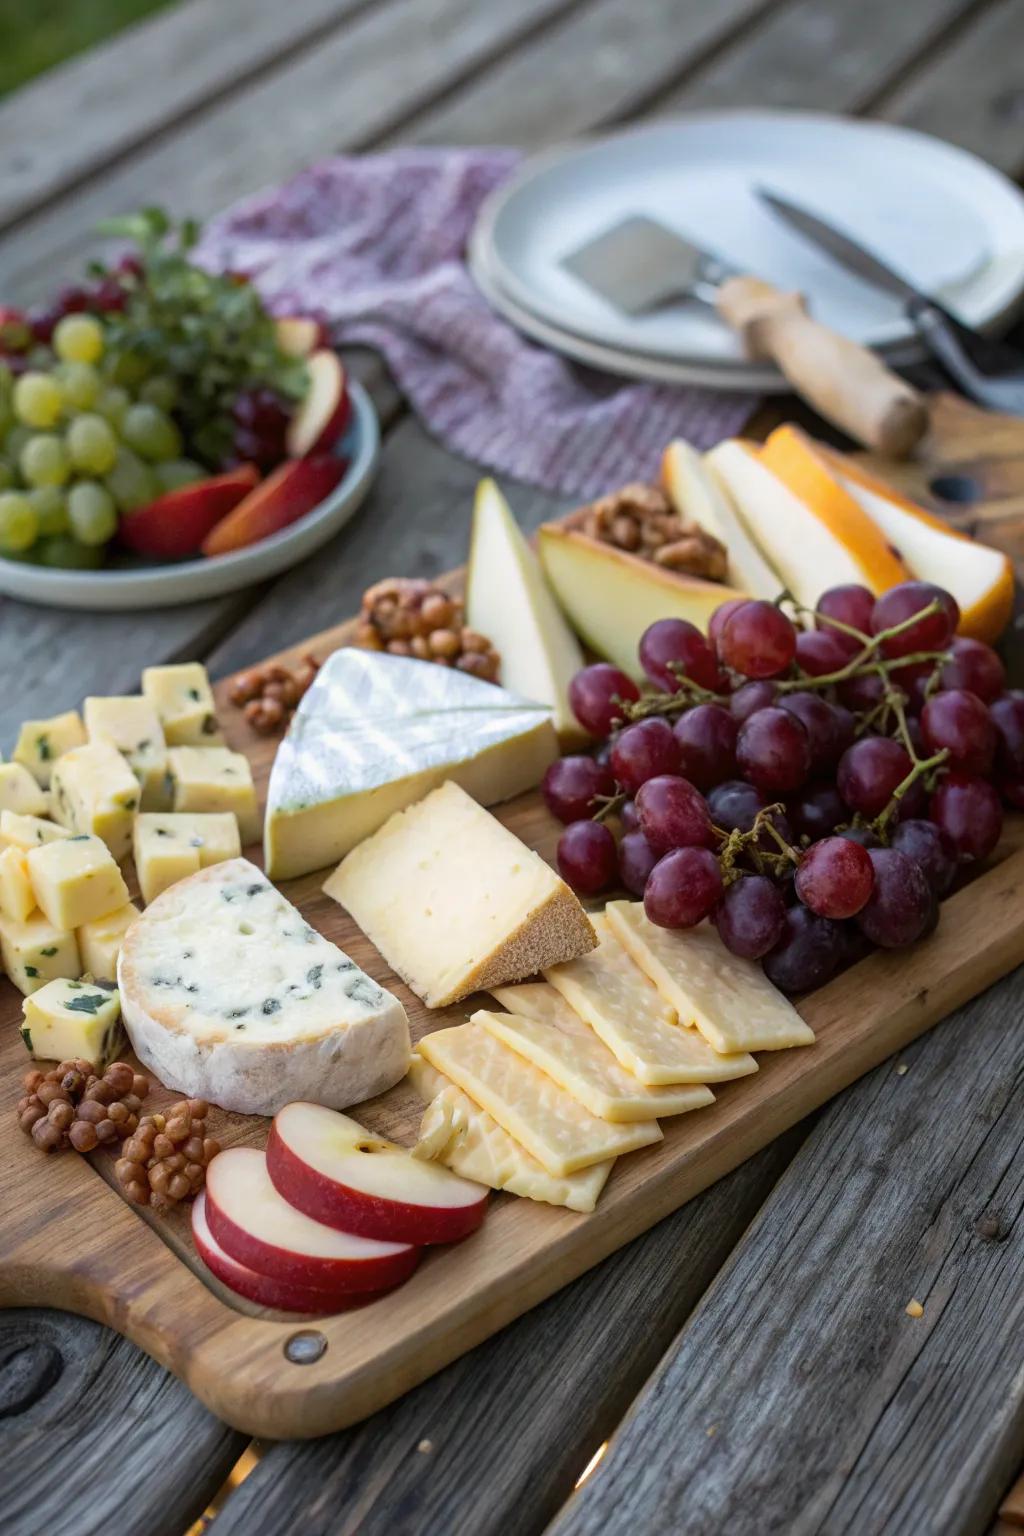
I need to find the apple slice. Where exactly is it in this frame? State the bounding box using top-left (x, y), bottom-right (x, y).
top-left (192, 1191), bottom-right (368, 1313)
top-left (119, 465), bottom-right (260, 557)
top-left (267, 1101), bottom-right (488, 1244)
top-left (276, 315), bottom-right (329, 358)
top-left (661, 439), bottom-right (781, 601)
top-left (286, 350), bottom-right (351, 456)
top-left (204, 1147), bottom-right (420, 1293)
top-left (201, 454), bottom-right (346, 556)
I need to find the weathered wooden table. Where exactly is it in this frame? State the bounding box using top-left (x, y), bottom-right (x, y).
top-left (3, 3), bottom-right (1024, 1532)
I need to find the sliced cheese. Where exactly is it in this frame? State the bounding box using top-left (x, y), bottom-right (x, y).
top-left (417, 1019), bottom-right (661, 1176)
top-left (0, 763), bottom-right (49, 819)
top-left (50, 740), bottom-right (140, 860)
top-left (0, 810), bottom-right (72, 852)
top-left (165, 747), bottom-right (259, 845)
top-left (662, 439), bottom-right (782, 600)
top-left (83, 694), bottom-right (169, 809)
top-left (0, 846), bottom-right (35, 921)
top-left (486, 983), bottom-right (714, 1122)
top-left (21, 977), bottom-right (122, 1066)
top-left (141, 662), bottom-right (222, 746)
top-left (27, 833), bottom-right (129, 930)
top-left (12, 710), bottom-right (87, 788)
top-left (77, 902), bottom-right (139, 983)
top-left (543, 913), bottom-right (757, 1084)
top-left (265, 648), bottom-right (558, 880)
top-left (325, 780), bottom-right (596, 1008)
top-left (409, 1053), bottom-right (611, 1212)
top-left (605, 900), bottom-right (815, 1054)
top-left (0, 911), bottom-right (80, 996)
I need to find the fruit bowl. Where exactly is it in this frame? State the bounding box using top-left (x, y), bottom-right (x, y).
top-left (0, 379), bottom-right (379, 611)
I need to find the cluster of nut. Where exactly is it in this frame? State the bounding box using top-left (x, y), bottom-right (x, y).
top-left (228, 653), bottom-right (321, 735)
top-left (354, 578), bottom-right (500, 683)
top-left (115, 1099), bottom-right (220, 1212)
top-left (570, 481), bottom-right (728, 579)
top-left (17, 1059), bottom-right (149, 1154)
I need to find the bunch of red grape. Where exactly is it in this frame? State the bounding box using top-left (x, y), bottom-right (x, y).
top-left (544, 581), bottom-right (1022, 993)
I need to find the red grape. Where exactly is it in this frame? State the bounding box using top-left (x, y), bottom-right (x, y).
top-left (718, 601), bottom-right (797, 679)
top-left (644, 847), bottom-right (723, 929)
top-left (836, 737), bottom-right (912, 817)
top-left (940, 636), bottom-right (1005, 702)
top-left (610, 718), bottom-right (680, 794)
top-left (639, 619), bottom-right (719, 692)
top-left (795, 836), bottom-right (874, 919)
top-left (762, 905), bottom-right (843, 993)
top-left (870, 581), bottom-right (960, 658)
top-left (569, 664), bottom-right (640, 737)
top-left (636, 774), bottom-right (714, 854)
top-left (990, 691), bottom-right (1024, 775)
top-left (91, 277), bottom-right (128, 314)
top-left (920, 688), bottom-right (995, 774)
top-left (619, 830), bottom-right (659, 896)
top-left (856, 848), bottom-right (932, 947)
top-left (997, 773), bottom-right (1024, 810)
top-left (929, 773), bottom-right (1003, 862)
top-left (714, 875), bottom-right (786, 959)
top-left (56, 284), bottom-right (91, 316)
top-left (788, 781), bottom-right (844, 843)
top-left (795, 628), bottom-right (849, 677)
top-left (620, 798), bottom-right (639, 831)
top-left (890, 818), bottom-right (956, 896)
top-left (556, 820), bottom-right (618, 894)
top-left (736, 707), bottom-right (811, 794)
top-left (708, 597), bottom-right (749, 646)
top-left (838, 826), bottom-right (883, 850)
top-left (730, 680), bottom-right (778, 722)
top-left (815, 584), bottom-right (874, 654)
top-left (707, 780), bottom-right (793, 850)
top-left (673, 703), bottom-right (737, 789)
top-left (542, 755), bottom-right (615, 823)
top-left (838, 671), bottom-right (885, 714)
top-left (831, 704), bottom-right (856, 758)
top-left (778, 691), bottom-right (844, 773)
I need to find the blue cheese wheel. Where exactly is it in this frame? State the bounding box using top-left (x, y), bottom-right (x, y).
top-left (117, 857), bottom-right (410, 1114)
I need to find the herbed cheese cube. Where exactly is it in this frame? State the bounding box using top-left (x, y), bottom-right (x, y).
top-left (27, 833), bottom-right (130, 931)
top-left (0, 911), bottom-right (80, 995)
top-left (141, 663), bottom-right (223, 746)
top-left (77, 902), bottom-right (138, 983)
top-left (0, 846), bottom-right (35, 921)
top-left (12, 710), bottom-right (87, 788)
top-left (0, 810), bottom-right (73, 852)
top-left (83, 695), bottom-right (168, 810)
top-left (20, 978), bottom-right (122, 1066)
top-left (133, 812), bottom-right (241, 904)
top-left (50, 740), bottom-right (140, 860)
top-left (165, 748), bottom-right (259, 844)
top-left (0, 762), bottom-right (49, 818)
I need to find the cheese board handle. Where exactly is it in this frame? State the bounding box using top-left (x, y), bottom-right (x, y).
top-left (715, 276), bottom-right (928, 459)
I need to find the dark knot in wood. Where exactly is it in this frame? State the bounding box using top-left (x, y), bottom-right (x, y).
top-left (0, 1340), bottom-right (64, 1418)
top-left (973, 1211), bottom-right (1009, 1243)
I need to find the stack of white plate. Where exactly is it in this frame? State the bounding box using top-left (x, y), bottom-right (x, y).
top-left (469, 111), bottom-right (1024, 393)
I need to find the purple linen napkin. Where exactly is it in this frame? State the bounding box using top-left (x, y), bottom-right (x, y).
top-left (198, 149), bottom-right (757, 499)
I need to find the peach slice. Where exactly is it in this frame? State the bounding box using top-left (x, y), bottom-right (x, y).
top-left (192, 1190), bottom-right (366, 1313)
top-left (119, 465), bottom-right (260, 558)
top-left (204, 1147), bottom-right (420, 1293)
top-left (267, 1101), bottom-right (488, 1245)
top-left (275, 315), bottom-right (329, 358)
top-left (201, 453), bottom-right (345, 556)
top-left (286, 350), bottom-right (351, 456)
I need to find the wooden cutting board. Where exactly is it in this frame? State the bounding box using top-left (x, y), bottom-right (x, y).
top-left (2, 395), bottom-right (1024, 1440)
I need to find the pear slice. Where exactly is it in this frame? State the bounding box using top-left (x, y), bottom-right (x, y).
top-left (661, 439), bottom-right (781, 600)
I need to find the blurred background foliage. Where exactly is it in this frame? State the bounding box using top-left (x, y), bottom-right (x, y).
top-left (1, 0), bottom-right (174, 96)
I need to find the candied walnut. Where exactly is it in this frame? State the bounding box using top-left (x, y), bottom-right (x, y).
top-left (570, 478), bottom-right (731, 582)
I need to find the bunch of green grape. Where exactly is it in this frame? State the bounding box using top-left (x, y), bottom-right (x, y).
top-left (0, 314), bottom-right (205, 569)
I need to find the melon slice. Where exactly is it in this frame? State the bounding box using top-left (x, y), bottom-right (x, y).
top-left (661, 439), bottom-right (781, 600)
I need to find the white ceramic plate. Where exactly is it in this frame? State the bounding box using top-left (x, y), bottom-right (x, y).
top-left (476, 111), bottom-right (1024, 374)
top-left (0, 380), bottom-right (379, 612)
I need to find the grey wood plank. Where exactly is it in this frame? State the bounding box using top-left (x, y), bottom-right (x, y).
top-left (549, 967), bottom-right (1024, 1536)
top-left (0, 1308), bottom-right (246, 1536)
top-left (0, 0), bottom-right (381, 233)
top-left (206, 1130), bottom-right (806, 1536)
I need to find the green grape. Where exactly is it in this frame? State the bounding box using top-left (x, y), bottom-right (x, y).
top-left (0, 460), bottom-right (14, 492)
top-left (122, 402), bottom-right (182, 462)
top-left (28, 486), bottom-right (70, 536)
top-left (105, 350), bottom-right (151, 389)
top-left (4, 423), bottom-right (33, 462)
top-left (36, 534), bottom-right (104, 570)
top-left (105, 448), bottom-right (159, 513)
top-left (0, 490), bottom-right (39, 552)
top-left (68, 481), bottom-right (118, 546)
top-left (154, 458), bottom-right (204, 494)
top-left (67, 413), bottom-right (119, 475)
top-left (95, 385), bottom-right (131, 429)
top-left (53, 314), bottom-right (104, 366)
top-left (13, 371), bottom-right (63, 429)
top-left (26, 346), bottom-right (55, 370)
top-left (139, 375), bottom-right (179, 412)
top-left (20, 432), bottom-right (71, 489)
top-left (0, 384), bottom-right (13, 438)
top-left (56, 360), bottom-right (101, 412)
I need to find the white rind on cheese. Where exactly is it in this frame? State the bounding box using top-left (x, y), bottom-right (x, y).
top-left (118, 857), bottom-right (410, 1115)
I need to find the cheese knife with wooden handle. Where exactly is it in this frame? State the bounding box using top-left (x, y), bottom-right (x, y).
top-left (561, 216), bottom-right (927, 458)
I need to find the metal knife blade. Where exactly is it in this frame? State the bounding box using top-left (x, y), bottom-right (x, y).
top-left (561, 216), bottom-right (737, 314)
top-left (755, 188), bottom-right (922, 305)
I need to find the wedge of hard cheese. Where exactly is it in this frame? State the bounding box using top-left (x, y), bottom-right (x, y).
top-left (605, 901), bottom-right (814, 1054)
top-left (119, 857), bottom-right (410, 1114)
top-left (487, 982), bottom-right (714, 1122)
top-left (409, 1053), bottom-right (612, 1212)
top-left (325, 781), bottom-right (596, 1007)
top-left (417, 1019), bottom-right (661, 1176)
top-left (543, 913), bottom-right (757, 1084)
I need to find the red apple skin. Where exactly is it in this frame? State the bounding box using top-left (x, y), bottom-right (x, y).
top-left (201, 453), bottom-right (345, 556)
top-left (307, 383), bottom-right (351, 454)
top-left (119, 464), bottom-right (260, 557)
top-left (192, 1192), bottom-right (367, 1314)
top-left (286, 350), bottom-right (351, 457)
top-left (267, 1120), bottom-right (488, 1246)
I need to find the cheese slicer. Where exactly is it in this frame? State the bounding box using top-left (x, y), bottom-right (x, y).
top-left (561, 215), bottom-right (927, 458)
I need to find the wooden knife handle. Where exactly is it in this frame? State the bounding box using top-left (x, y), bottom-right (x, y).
top-left (716, 276), bottom-right (928, 459)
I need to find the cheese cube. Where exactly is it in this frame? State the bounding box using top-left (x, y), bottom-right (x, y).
top-left (50, 740), bottom-right (140, 859)
top-left (27, 834), bottom-right (130, 930)
top-left (0, 912), bottom-right (80, 995)
top-left (20, 978), bottom-right (122, 1066)
top-left (133, 812), bottom-right (242, 904)
top-left (165, 748), bottom-right (259, 844)
top-left (83, 695), bottom-right (168, 809)
top-left (0, 846), bottom-right (35, 921)
top-left (0, 763), bottom-right (49, 818)
top-left (0, 810), bottom-right (73, 852)
top-left (12, 710), bottom-right (87, 787)
top-left (141, 662), bottom-right (223, 746)
top-left (77, 902), bottom-right (139, 983)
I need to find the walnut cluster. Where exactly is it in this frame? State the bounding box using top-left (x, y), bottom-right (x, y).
top-left (17, 1059), bottom-right (149, 1153)
top-left (570, 481), bottom-right (728, 580)
top-left (355, 578), bottom-right (500, 683)
top-left (116, 1099), bottom-right (220, 1212)
top-left (228, 653), bottom-right (321, 735)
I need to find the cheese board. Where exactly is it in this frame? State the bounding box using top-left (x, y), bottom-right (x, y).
top-left (3, 402), bottom-right (1024, 1439)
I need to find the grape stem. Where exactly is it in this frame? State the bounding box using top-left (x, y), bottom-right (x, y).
top-left (592, 791), bottom-right (627, 824)
top-left (716, 804), bottom-right (800, 884)
top-left (871, 690), bottom-right (949, 836)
